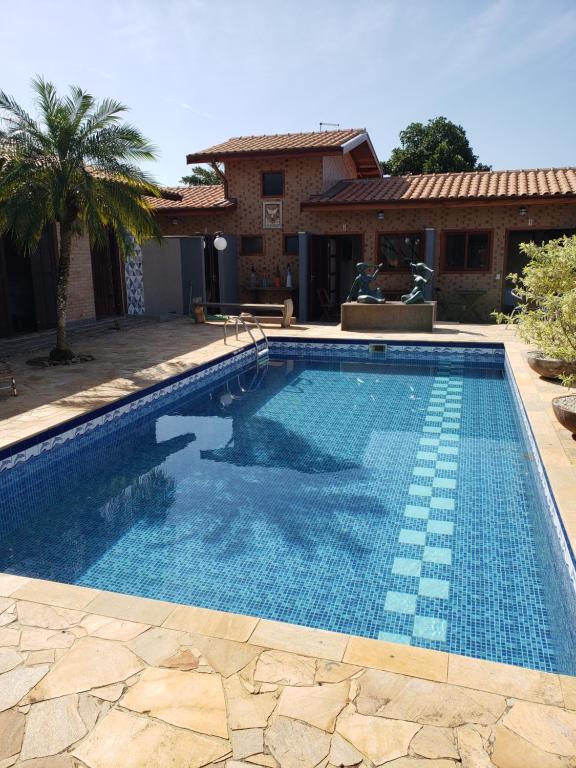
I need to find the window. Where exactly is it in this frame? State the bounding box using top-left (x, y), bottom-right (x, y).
top-left (262, 171), bottom-right (284, 197)
top-left (240, 236), bottom-right (263, 255)
top-left (284, 235), bottom-right (299, 255)
top-left (377, 233), bottom-right (423, 271)
top-left (443, 232), bottom-right (491, 271)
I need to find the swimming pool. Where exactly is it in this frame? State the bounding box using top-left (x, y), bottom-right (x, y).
top-left (1, 339), bottom-right (575, 674)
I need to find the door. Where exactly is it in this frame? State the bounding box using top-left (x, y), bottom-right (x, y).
top-left (308, 235), bottom-right (361, 320)
top-left (504, 229), bottom-right (576, 311)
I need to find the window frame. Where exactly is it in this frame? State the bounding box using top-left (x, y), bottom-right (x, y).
top-left (240, 235), bottom-right (263, 256)
top-left (261, 170), bottom-right (285, 198)
top-left (441, 230), bottom-right (493, 273)
top-left (375, 231), bottom-right (425, 273)
top-left (283, 234), bottom-right (299, 256)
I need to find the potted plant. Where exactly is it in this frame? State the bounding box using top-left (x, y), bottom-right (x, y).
top-left (495, 235), bottom-right (576, 435)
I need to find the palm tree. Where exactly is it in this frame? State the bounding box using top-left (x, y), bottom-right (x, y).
top-left (0, 77), bottom-right (161, 360)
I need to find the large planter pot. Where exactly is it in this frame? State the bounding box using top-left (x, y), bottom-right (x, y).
top-left (552, 395), bottom-right (576, 436)
top-left (526, 352), bottom-right (576, 381)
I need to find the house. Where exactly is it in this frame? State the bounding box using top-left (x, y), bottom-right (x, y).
top-left (147, 129), bottom-right (576, 322)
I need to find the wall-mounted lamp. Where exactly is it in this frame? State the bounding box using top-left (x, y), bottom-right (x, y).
top-left (376, 211), bottom-right (385, 220)
top-left (171, 217), bottom-right (180, 226)
top-left (518, 207), bottom-right (528, 217)
top-left (213, 234), bottom-right (228, 251)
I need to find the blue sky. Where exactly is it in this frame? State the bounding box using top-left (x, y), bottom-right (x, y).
top-left (3, 0), bottom-right (575, 185)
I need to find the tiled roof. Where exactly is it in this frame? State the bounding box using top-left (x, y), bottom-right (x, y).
top-left (186, 130), bottom-right (366, 162)
top-left (304, 168), bottom-right (576, 207)
top-left (148, 185), bottom-right (235, 211)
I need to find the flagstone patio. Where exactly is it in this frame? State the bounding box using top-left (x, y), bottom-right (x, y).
top-left (0, 318), bottom-right (575, 766)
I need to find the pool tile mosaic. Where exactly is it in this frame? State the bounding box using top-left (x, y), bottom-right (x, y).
top-left (0, 340), bottom-right (574, 675)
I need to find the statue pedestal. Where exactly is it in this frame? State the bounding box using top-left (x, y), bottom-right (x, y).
top-left (341, 301), bottom-right (436, 331)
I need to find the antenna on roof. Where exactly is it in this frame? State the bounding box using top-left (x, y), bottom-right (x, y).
top-left (319, 122), bottom-right (340, 131)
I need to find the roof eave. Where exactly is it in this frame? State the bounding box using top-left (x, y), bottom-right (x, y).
top-left (301, 195), bottom-right (576, 211)
top-left (186, 146), bottom-right (349, 164)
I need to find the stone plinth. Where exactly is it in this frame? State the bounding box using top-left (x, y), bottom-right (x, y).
top-left (341, 301), bottom-right (436, 332)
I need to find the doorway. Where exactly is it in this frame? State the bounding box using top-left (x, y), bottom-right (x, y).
top-left (203, 235), bottom-right (220, 303)
top-left (504, 228), bottom-right (576, 311)
top-left (308, 235), bottom-right (362, 320)
top-left (0, 228), bottom-right (57, 337)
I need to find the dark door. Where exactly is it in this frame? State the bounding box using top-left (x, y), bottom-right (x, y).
top-left (30, 228), bottom-right (58, 330)
top-left (0, 234), bottom-right (37, 334)
top-left (91, 232), bottom-right (125, 317)
top-left (308, 235), bottom-right (361, 320)
top-left (203, 236), bottom-right (220, 303)
top-left (504, 229), bottom-right (576, 311)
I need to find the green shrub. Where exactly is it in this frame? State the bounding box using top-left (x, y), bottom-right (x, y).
top-left (494, 235), bottom-right (576, 386)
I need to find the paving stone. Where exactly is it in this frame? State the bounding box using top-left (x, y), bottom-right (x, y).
top-left (448, 655), bottom-right (564, 706)
top-left (559, 675), bottom-right (576, 711)
top-left (491, 724), bottom-right (571, 768)
top-left (383, 759), bottom-right (460, 767)
top-left (164, 604), bottom-right (258, 642)
top-left (0, 755), bottom-right (17, 768)
top-left (16, 602), bottom-right (84, 630)
top-left (89, 683), bottom-right (124, 702)
top-left (73, 709), bottom-right (231, 768)
top-left (15, 757), bottom-right (77, 768)
top-left (0, 575), bottom-right (29, 597)
top-left (0, 665), bottom-right (50, 712)
top-left (19, 628), bottom-right (75, 651)
top-left (0, 615), bottom-right (16, 629)
top-left (231, 728), bottom-right (264, 759)
top-left (244, 755), bottom-right (278, 767)
top-left (83, 591), bottom-right (172, 625)
top-left (120, 666), bottom-right (228, 737)
top-left (127, 626), bottom-right (192, 665)
top-left (499, 700), bottom-right (576, 758)
top-left (316, 660), bottom-right (361, 684)
top-left (29, 637), bottom-right (143, 702)
top-left (185, 635), bottom-right (262, 678)
top-left (335, 712), bottom-right (420, 765)
top-left (159, 648), bottom-right (201, 671)
top-left (455, 724), bottom-right (495, 768)
top-left (0, 628), bottom-right (20, 647)
top-left (19, 694), bottom-right (88, 760)
top-left (251, 620), bottom-right (347, 661)
top-left (410, 724), bottom-right (460, 760)
top-left (80, 614), bottom-right (149, 641)
top-left (0, 648), bottom-right (24, 674)
top-left (225, 674), bottom-right (278, 729)
top-left (24, 650), bottom-right (56, 666)
top-left (328, 732), bottom-right (364, 766)
top-left (0, 709), bottom-right (25, 762)
top-left (255, 650), bottom-right (316, 686)
top-left (266, 716), bottom-right (331, 768)
top-left (356, 668), bottom-right (506, 726)
top-left (0, 598), bottom-right (15, 613)
top-left (277, 680), bottom-right (350, 732)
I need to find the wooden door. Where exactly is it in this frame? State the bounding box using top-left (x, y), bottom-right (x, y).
top-left (91, 232), bottom-right (125, 317)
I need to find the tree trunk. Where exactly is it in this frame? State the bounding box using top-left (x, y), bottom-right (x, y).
top-left (49, 221), bottom-right (74, 361)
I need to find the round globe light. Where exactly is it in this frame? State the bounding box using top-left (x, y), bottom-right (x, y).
top-left (213, 235), bottom-right (227, 251)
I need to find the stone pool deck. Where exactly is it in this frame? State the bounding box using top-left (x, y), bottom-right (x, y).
top-left (0, 318), bottom-right (575, 767)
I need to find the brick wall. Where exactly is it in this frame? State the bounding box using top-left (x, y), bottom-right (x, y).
top-left (66, 234), bottom-right (96, 323)
top-left (156, 155), bottom-right (576, 320)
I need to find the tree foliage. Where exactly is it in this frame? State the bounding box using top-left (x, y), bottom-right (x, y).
top-left (181, 165), bottom-right (220, 185)
top-left (381, 117), bottom-right (490, 176)
top-left (494, 236), bottom-right (576, 386)
top-left (0, 77), bottom-right (161, 358)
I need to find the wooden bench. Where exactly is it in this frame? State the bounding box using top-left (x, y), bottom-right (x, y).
top-left (198, 298), bottom-right (294, 328)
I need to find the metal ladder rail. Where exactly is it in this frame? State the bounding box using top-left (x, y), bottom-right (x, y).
top-left (223, 314), bottom-right (269, 366)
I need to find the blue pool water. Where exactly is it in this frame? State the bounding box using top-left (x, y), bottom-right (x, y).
top-left (1, 341), bottom-right (575, 674)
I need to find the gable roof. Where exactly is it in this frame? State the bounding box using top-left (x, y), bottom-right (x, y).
top-left (148, 184), bottom-right (235, 212)
top-left (186, 129), bottom-right (381, 177)
top-left (303, 168), bottom-right (576, 208)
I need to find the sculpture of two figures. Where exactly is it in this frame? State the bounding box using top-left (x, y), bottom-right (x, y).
top-left (402, 262), bottom-right (434, 304)
top-left (347, 261), bottom-right (434, 305)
